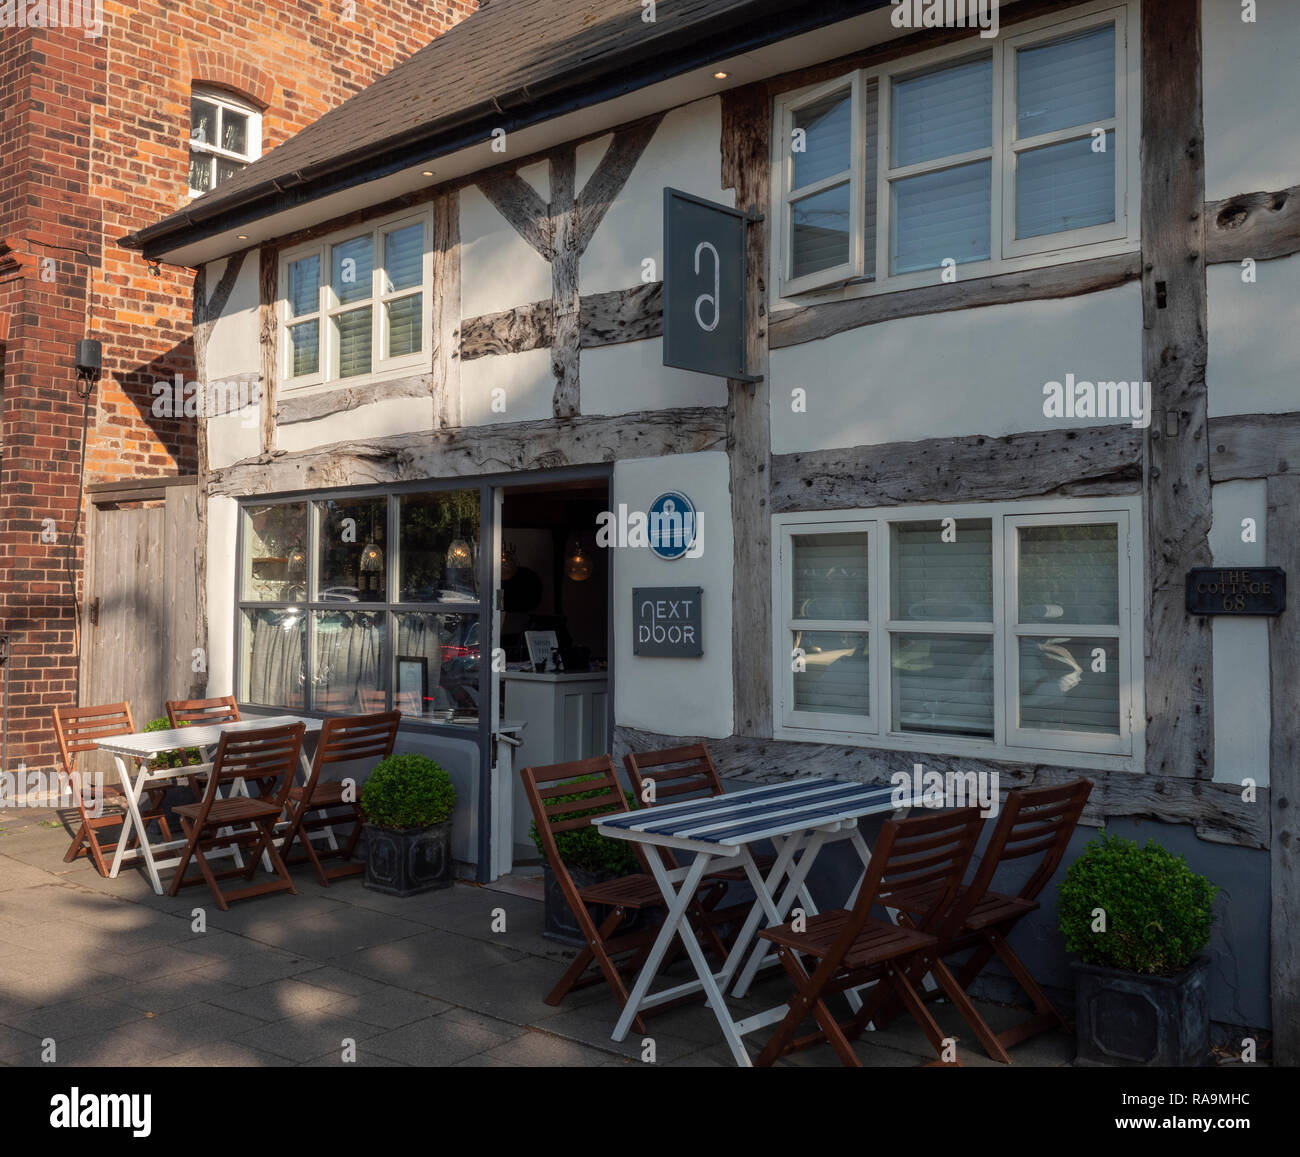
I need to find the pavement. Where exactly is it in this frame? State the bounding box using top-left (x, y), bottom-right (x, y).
top-left (0, 807), bottom-right (1075, 1068)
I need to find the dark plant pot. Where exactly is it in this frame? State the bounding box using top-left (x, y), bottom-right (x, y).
top-left (363, 820), bottom-right (453, 897)
top-left (542, 865), bottom-right (652, 947)
top-left (1072, 955), bottom-right (1212, 1067)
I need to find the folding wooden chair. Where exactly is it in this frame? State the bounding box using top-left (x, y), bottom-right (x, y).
top-left (755, 807), bottom-right (984, 1067)
top-left (168, 721), bottom-right (305, 910)
top-left (882, 778), bottom-right (1094, 1062)
top-left (279, 710), bottom-right (400, 886)
top-left (521, 754), bottom-right (727, 1033)
top-left (166, 695), bottom-right (241, 798)
top-left (52, 703), bottom-right (172, 877)
top-left (623, 743), bottom-right (779, 936)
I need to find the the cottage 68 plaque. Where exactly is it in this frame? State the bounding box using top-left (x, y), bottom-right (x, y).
top-left (1185, 567), bottom-right (1285, 615)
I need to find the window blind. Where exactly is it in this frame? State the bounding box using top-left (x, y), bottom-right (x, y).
top-left (792, 532), bottom-right (869, 620)
top-left (794, 631), bottom-right (869, 715)
top-left (793, 88), bottom-right (851, 189)
top-left (334, 307), bottom-right (372, 379)
top-left (891, 633), bottom-right (994, 738)
top-left (1018, 636), bottom-right (1120, 734)
top-left (891, 520), bottom-right (992, 621)
top-left (1016, 132), bottom-right (1115, 239)
top-left (892, 160), bottom-right (991, 273)
top-left (1016, 24), bottom-right (1115, 139)
top-left (332, 236), bottom-right (373, 306)
top-left (384, 225), bottom-right (423, 293)
top-left (1017, 523), bottom-right (1119, 624)
top-left (892, 55), bottom-right (992, 167)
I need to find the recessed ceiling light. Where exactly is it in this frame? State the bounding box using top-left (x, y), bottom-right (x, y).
top-left (422, 170), bottom-right (434, 176)
top-left (237, 234), bottom-right (248, 239)
top-left (714, 71), bottom-right (729, 79)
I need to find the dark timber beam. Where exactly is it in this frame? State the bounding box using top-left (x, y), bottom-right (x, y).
top-left (1206, 183), bottom-right (1300, 265)
top-left (613, 726), bottom-right (1269, 850)
top-left (772, 425), bottom-right (1143, 513)
top-left (208, 406), bottom-right (728, 496)
top-left (1140, 0), bottom-right (1213, 780)
top-left (722, 84), bottom-right (773, 738)
top-left (1268, 474), bottom-right (1300, 1065)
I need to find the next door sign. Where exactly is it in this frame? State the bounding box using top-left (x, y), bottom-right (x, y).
top-left (633, 587), bottom-right (703, 657)
top-left (662, 188), bottom-right (758, 381)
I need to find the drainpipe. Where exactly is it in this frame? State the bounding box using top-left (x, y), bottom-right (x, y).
top-left (1, 633), bottom-right (9, 775)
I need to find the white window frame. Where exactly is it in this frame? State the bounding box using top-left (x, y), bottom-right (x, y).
top-left (277, 206), bottom-right (434, 393)
top-left (775, 73), bottom-right (867, 297)
top-left (189, 87), bottom-right (262, 198)
top-left (770, 0), bottom-right (1140, 305)
top-left (771, 496), bottom-right (1145, 773)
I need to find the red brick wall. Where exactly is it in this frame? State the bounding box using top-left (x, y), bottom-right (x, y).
top-left (0, 2), bottom-right (476, 772)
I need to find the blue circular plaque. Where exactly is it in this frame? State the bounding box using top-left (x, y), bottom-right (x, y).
top-left (648, 491), bottom-right (698, 560)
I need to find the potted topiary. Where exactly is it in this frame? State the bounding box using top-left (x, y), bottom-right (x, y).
top-left (1057, 831), bottom-right (1219, 1067)
top-left (360, 753), bottom-right (457, 896)
top-left (530, 784), bottom-right (646, 947)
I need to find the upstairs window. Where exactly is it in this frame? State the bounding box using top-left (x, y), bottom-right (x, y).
top-left (279, 210), bottom-right (432, 389)
top-left (189, 87), bottom-right (261, 196)
top-left (773, 1), bottom-right (1136, 300)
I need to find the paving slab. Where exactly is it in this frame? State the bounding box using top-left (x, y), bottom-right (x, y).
top-left (235, 1012), bottom-right (388, 1063)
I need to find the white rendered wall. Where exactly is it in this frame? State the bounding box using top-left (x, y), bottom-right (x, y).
top-left (579, 97), bottom-right (733, 296)
top-left (612, 451), bottom-right (734, 738)
top-left (1202, 0), bottom-right (1300, 200)
top-left (1206, 253), bottom-right (1300, 417)
top-left (204, 256), bottom-right (260, 382)
top-left (770, 283), bottom-right (1143, 452)
top-left (459, 167), bottom-right (551, 320)
top-left (581, 338), bottom-right (727, 416)
top-left (1208, 480), bottom-right (1271, 788)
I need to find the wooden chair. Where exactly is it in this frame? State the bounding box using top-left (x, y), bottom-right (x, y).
top-left (755, 806), bottom-right (984, 1067)
top-left (52, 703), bottom-right (172, 877)
top-left (623, 743), bottom-right (779, 942)
top-left (881, 778), bottom-right (1094, 1062)
top-left (168, 722), bottom-right (304, 910)
top-left (166, 696), bottom-right (241, 798)
top-left (520, 754), bottom-right (726, 1033)
top-left (278, 710), bottom-right (400, 886)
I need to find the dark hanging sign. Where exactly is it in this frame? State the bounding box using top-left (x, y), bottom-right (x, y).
top-left (662, 188), bottom-right (760, 382)
top-left (633, 587), bottom-right (703, 657)
top-left (1185, 567), bottom-right (1285, 615)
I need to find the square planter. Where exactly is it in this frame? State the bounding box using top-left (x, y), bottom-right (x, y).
top-left (363, 820), bottom-right (453, 897)
top-left (542, 866), bottom-right (654, 947)
top-left (1072, 954), bottom-right (1211, 1067)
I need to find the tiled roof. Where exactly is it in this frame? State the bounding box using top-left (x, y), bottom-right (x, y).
top-left (129, 0), bottom-right (879, 255)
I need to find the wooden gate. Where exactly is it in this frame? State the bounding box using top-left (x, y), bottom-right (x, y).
top-left (80, 477), bottom-right (202, 740)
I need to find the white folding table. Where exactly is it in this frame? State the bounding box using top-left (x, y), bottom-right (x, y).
top-left (595, 776), bottom-right (913, 1067)
top-left (97, 714), bottom-right (322, 894)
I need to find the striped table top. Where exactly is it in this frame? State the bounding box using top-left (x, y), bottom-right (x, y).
top-left (595, 777), bottom-right (902, 852)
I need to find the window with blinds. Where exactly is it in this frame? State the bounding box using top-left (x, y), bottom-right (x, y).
top-left (279, 211), bottom-right (430, 389)
top-left (772, 1), bottom-right (1134, 298)
top-left (775, 500), bottom-right (1139, 766)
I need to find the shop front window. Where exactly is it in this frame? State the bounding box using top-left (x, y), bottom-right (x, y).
top-left (237, 487), bottom-right (484, 725)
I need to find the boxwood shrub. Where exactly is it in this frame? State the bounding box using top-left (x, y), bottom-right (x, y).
top-left (361, 753), bottom-right (456, 829)
top-left (1057, 831), bottom-right (1218, 976)
top-left (143, 717), bottom-right (200, 768)
top-left (529, 778), bottom-right (639, 876)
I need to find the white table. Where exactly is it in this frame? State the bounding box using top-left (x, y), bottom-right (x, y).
top-left (595, 777), bottom-right (913, 1067)
top-left (97, 714), bottom-right (322, 894)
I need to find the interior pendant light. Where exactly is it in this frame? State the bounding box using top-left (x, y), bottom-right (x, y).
top-left (565, 536), bottom-right (593, 582)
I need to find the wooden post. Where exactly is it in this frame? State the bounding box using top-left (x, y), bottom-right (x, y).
top-left (259, 246), bottom-right (277, 457)
top-left (1268, 473), bottom-right (1299, 1065)
top-left (549, 147), bottom-right (580, 419)
top-left (192, 249), bottom-right (247, 697)
top-left (1141, 0), bottom-right (1212, 778)
top-left (722, 85), bottom-right (773, 738)
top-left (432, 190), bottom-right (462, 429)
